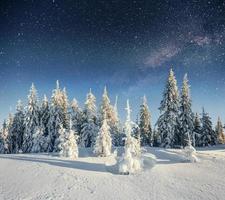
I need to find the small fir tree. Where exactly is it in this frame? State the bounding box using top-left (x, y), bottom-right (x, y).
top-left (118, 100), bottom-right (141, 174)
top-left (94, 115), bottom-right (112, 157)
top-left (215, 117), bottom-right (225, 144)
top-left (200, 108), bottom-right (216, 146)
top-left (139, 95), bottom-right (152, 146)
top-left (193, 113), bottom-right (202, 147)
top-left (58, 118), bottom-right (78, 159)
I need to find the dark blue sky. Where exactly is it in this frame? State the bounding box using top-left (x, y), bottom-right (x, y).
top-left (0, 0), bottom-right (225, 124)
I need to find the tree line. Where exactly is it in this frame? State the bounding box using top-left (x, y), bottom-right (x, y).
top-left (0, 69), bottom-right (225, 154)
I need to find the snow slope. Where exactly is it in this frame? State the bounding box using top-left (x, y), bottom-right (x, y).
top-left (0, 146), bottom-right (225, 200)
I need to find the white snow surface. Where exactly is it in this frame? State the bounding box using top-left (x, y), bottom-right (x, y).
top-left (0, 146), bottom-right (225, 200)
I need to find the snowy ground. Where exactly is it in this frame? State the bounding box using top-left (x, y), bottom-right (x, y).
top-left (0, 146), bottom-right (225, 200)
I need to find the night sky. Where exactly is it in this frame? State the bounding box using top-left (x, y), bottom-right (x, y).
top-left (0, 0), bottom-right (225, 124)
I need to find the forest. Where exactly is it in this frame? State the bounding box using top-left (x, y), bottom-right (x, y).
top-left (0, 69), bottom-right (224, 156)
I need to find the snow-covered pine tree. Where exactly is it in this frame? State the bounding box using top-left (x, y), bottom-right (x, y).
top-left (179, 74), bottom-right (194, 147)
top-left (183, 132), bottom-right (198, 163)
top-left (118, 100), bottom-right (141, 174)
top-left (61, 87), bottom-right (69, 129)
top-left (200, 108), bottom-right (216, 146)
top-left (215, 117), bottom-right (225, 144)
top-left (193, 113), bottom-right (202, 147)
top-left (70, 98), bottom-right (83, 140)
top-left (139, 95), bottom-right (152, 146)
top-left (40, 95), bottom-right (50, 136)
top-left (31, 124), bottom-right (45, 153)
top-left (99, 87), bottom-right (119, 146)
top-left (0, 129), bottom-right (5, 153)
top-left (153, 128), bottom-right (161, 147)
top-left (40, 95), bottom-right (51, 152)
top-left (48, 81), bottom-right (65, 152)
top-left (58, 118), bottom-right (78, 159)
top-left (0, 120), bottom-right (10, 153)
top-left (7, 112), bottom-right (14, 153)
top-left (80, 89), bottom-right (98, 147)
top-left (94, 114), bottom-right (112, 157)
top-left (156, 69), bottom-right (180, 148)
top-left (22, 83), bottom-right (40, 153)
top-left (10, 100), bottom-right (25, 153)
top-left (112, 96), bottom-right (122, 146)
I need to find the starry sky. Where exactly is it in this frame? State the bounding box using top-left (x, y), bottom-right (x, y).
top-left (0, 0), bottom-right (225, 124)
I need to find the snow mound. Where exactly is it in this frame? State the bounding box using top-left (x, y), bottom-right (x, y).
top-left (105, 149), bottom-right (156, 175)
top-left (182, 145), bottom-right (199, 163)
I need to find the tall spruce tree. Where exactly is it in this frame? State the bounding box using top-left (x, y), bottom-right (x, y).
top-left (10, 100), bottom-right (25, 153)
top-left (179, 74), bottom-right (194, 147)
top-left (61, 87), bottom-right (69, 128)
top-left (139, 95), bottom-right (152, 146)
top-left (193, 113), bottom-right (202, 147)
top-left (40, 95), bottom-right (51, 152)
top-left (48, 81), bottom-right (65, 152)
top-left (200, 108), bottom-right (216, 146)
top-left (80, 89), bottom-right (98, 147)
top-left (215, 117), bottom-right (225, 144)
top-left (40, 95), bottom-right (50, 136)
top-left (157, 69), bottom-right (180, 148)
top-left (22, 83), bottom-right (40, 153)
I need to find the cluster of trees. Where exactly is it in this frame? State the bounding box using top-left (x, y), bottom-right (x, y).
top-left (155, 69), bottom-right (225, 148)
top-left (0, 69), bottom-right (224, 156)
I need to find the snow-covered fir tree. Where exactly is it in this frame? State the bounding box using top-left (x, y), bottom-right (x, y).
top-left (99, 87), bottom-right (119, 146)
top-left (215, 117), bottom-right (225, 144)
top-left (0, 120), bottom-right (10, 153)
top-left (153, 128), bottom-right (161, 147)
top-left (70, 98), bottom-right (83, 141)
top-left (94, 114), bottom-right (112, 157)
top-left (118, 100), bottom-right (141, 174)
top-left (0, 130), bottom-right (5, 153)
top-left (61, 87), bottom-right (69, 129)
top-left (183, 132), bottom-right (198, 163)
top-left (7, 112), bottom-right (14, 153)
top-left (193, 113), bottom-right (202, 147)
top-left (40, 95), bottom-right (51, 152)
top-left (80, 89), bottom-right (98, 147)
top-left (31, 125), bottom-right (45, 153)
top-left (58, 118), bottom-right (78, 159)
top-left (10, 100), bottom-right (25, 153)
top-left (200, 108), bottom-right (216, 146)
top-left (157, 69), bottom-right (180, 148)
top-left (48, 81), bottom-right (65, 152)
top-left (40, 95), bottom-right (50, 136)
top-left (179, 74), bottom-right (194, 147)
top-left (22, 83), bottom-right (40, 153)
top-left (139, 95), bottom-right (152, 146)
top-left (112, 96), bottom-right (123, 146)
